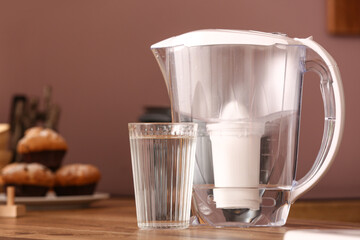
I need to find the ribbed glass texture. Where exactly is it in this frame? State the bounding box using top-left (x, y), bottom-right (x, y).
top-left (128, 123), bottom-right (197, 229)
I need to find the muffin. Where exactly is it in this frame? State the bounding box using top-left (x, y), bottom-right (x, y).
top-left (1, 162), bottom-right (55, 196)
top-left (54, 164), bottom-right (101, 196)
top-left (17, 127), bottom-right (68, 171)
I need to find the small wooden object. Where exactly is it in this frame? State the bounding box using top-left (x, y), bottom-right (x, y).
top-left (327, 0), bottom-right (360, 35)
top-left (0, 186), bottom-right (26, 217)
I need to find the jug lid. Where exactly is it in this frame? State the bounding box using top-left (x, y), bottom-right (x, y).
top-left (151, 29), bottom-right (301, 48)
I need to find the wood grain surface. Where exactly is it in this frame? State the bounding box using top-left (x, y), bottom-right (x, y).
top-left (0, 197), bottom-right (358, 240)
top-left (289, 199), bottom-right (360, 223)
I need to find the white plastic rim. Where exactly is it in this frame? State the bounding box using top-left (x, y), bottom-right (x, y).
top-left (151, 29), bottom-right (300, 48)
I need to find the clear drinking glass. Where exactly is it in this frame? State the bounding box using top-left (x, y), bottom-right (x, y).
top-left (128, 123), bottom-right (198, 229)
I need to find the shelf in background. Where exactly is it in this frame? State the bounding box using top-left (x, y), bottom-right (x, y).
top-left (327, 0), bottom-right (360, 35)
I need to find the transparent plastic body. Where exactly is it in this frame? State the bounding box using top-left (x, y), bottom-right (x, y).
top-left (151, 32), bottom-right (344, 227)
top-left (129, 123), bottom-right (198, 229)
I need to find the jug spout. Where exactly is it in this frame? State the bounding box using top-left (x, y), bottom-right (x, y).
top-left (151, 48), bottom-right (169, 90)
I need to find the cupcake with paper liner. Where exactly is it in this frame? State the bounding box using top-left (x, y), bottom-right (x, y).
top-left (54, 163), bottom-right (101, 196)
top-left (17, 127), bottom-right (68, 171)
top-left (1, 162), bottom-right (54, 196)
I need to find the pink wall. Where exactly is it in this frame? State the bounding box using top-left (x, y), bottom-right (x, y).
top-left (0, 0), bottom-right (359, 199)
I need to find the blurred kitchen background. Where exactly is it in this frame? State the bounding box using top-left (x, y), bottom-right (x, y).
top-left (0, 0), bottom-right (359, 199)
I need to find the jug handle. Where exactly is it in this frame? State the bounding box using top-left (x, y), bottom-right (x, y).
top-left (289, 37), bottom-right (345, 203)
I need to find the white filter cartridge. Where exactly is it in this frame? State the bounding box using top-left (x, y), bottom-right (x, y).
top-left (207, 122), bottom-right (264, 210)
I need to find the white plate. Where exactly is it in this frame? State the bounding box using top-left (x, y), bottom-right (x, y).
top-left (0, 192), bottom-right (110, 210)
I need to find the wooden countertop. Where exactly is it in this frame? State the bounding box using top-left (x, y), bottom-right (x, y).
top-left (0, 197), bottom-right (359, 240)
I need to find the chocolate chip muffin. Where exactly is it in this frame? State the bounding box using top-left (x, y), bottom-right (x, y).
top-left (1, 162), bottom-right (55, 196)
top-left (17, 127), bottom-right (68, 171)
top-left (54, 164), bottom-right (101, 196)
